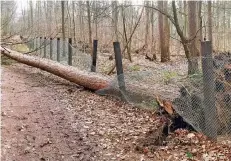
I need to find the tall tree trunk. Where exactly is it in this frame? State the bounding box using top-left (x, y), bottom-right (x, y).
top-left (122, 5), bottom-right (131, 61)
top-left (197, 1), bottom-right (202, 54)
top-left (72, 1), bottom-right (76, 44)
top-left (94, 1), bottom-right (98, 40)
top-left (188, 1), bottom-right (199, 74)
top-left (61, 1), bottom-right (66, 56)
top-left (208, 1), bottom-right (212, 42)
top-left (223, 2), bottom-right (226, 51)
top-left (48, 1), bottom-right (53, 36)
top-left (216, 1), bottom-right (220, 50)
top-left (29, 1), bottom-right (34, 36)
top-left (145, 1), bottom-right (150, 47)
top-left (36, 1), bottom-right (41, 36)
top-left (86, 1), bottom-right (92, 53)
top-left (158, 1), bottom-right (169, 62)
top-left (163, 1), bottom-right (170, 61)
top-left (112, 1), bottom-right (119, 41)
top-left (66, 1), bottom-right (72, 38)
top-left (151, 1), bottom-right (156, 60)
top-left (183, 1), bottom-right (187, 36)
top-left (78, 1), bottom-right (84, 42)
top-left (197, 1), bottom-right (202, 40)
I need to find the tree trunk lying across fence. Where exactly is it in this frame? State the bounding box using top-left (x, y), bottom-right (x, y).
top-left (1, 46), bottom-right (197, 140)
top-left (0, 47), bottom-right (109, 91)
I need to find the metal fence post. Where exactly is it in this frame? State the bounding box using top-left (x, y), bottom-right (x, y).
top-left (57, 37), bottom-right (60, 62)
top-left (40, 37), bottom-right (42, 56)
top-left (34, 37), bottom-right (37, 50)
top-left (50, 38), bottom-right (53, 60)
top-left (201, 41), bottom-right (217, 140)
top-left (62, 38), bottom-right (66, 57)
top-left (91, 40), bottom-right (98, 72)
top-left (68, 38), bottom-right (72, 65)
top-left (36, 37), bottom-right (39, 51)
top-left (44, 37), bottom-right (47, 58)
top-left (113, 42), bottom-right (126, 92)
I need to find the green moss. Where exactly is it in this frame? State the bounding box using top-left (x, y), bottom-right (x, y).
top-left (162, 71), bottom-right (178, 85)
top-left (12, 44), bottom-right (29, 53)
top-left (1, 55), bottom-right (16, 65)
top-left (128, 64), bottom-right (141, 71)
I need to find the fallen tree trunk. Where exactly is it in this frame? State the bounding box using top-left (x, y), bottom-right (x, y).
top-left (0, 47), bottom-right (110, 91)
top-left (1, 46), bottom-right (197, 137)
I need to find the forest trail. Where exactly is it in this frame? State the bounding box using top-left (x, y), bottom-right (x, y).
top-left (1, 63), bottom-right (156, 161)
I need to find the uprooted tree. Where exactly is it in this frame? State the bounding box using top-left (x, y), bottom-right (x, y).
top-left (1, 47), bottom-right (196, 138)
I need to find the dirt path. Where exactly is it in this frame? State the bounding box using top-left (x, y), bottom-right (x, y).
top-left (2, 64), bottom-right (230, 161)
top-left (1, 64), bottom-right (156, 161)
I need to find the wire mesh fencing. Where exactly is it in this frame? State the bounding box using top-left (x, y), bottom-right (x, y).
top-left (26, 38), bottom-right (231, 140)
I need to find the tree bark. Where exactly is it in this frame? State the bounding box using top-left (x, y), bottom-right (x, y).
top-left (122, 5), bottom-right (132, 62)
top-left (208, 1), bottom-right (212, 42)
top-left (188, 1), bottom-right (199, 74)
top-left (72, 1), bottom-right (76, 44)
top-left (0, 47), bottom-right (109, 90)
top-left (163, 1), bottom-right (170, 61)
top-left (158, 1), bottom-right (169, 62)
top-left (151, 1), bottom-right (156, 60)
top-left (1, 47), bottom-right (197, 136)
top-left (112, 1), bottom-right (119, 41)
top-left (61, 1), bottom-right (66, 57)
top-left (86, 1), bottom-right (92, 53)
top-left (145, 1), bottom-right (150, 47)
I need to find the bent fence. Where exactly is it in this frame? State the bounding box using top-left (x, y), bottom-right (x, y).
top-left (24, 37), bottom-right (231, 141)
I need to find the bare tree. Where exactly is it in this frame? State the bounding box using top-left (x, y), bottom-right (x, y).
top-left (198, 1), bottom-right (202, 41)
top-left (72, 1), bottom-right (76, 44)
top-left (29, 1), bottom-right (34, 35)
top-left (61, 1), bottom-right (66, 56)
top-left (122, 4), bottom-right (131, 61)
top-left (188, 1), bottom-right (199, 73)
top-left (145, 1), bottom-right (150, 47)
top-left (112, 1), bottom-right (119, 41)
top-left (93, 1), bottom-right (98, 39)
top-left (158, 1), bottom-right (169, 62)
top-left (208, 1), bottom-right (212, 42)
top-left (163, 1), bottom-right (170, 61)
top-left (223, 1), bottom-right (226, 50)
top-left (151, 1), bottom-right (156, 60)
top-left (183, 1), bottom-right (187, 36)
top-left (78, 1), bottom-right (84, 42)
top-left (86, 1), bottom-right (92, 53)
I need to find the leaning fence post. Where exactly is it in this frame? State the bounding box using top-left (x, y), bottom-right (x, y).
top-left (57, 37), bottom-right (60, 62)
top-left (68, 38), bottom-right (72, 65)
top-left (91, 40), bottom-right (98, 72)
top-left (201, 41), bottom-right (217, 140)
top-left (113, 42), bottom-right (126, 93)
top-left (40, 37), bottom-right (42, 56)
top-left (50, 38), bottom-right (53, 60)
top-left (44, 37), bottom-right (47, 58)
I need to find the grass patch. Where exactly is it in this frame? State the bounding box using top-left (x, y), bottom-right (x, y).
top-left (188, 71), bottom-right (203, 87)
top-left (128, 64), bottom-right (141, 71)
top-left (138, 100), bottom-right (158, 110)
top-left (11, 44), bottom-right (29, 53)
top-left (162, 71), bottom-right (178, 85)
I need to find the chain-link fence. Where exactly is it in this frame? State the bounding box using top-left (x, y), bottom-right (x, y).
top-left (25, 37), bottom-right (230, 141)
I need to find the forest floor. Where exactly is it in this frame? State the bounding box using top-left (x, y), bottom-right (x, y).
top-left (1, 63), bottom-right (231, 161)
